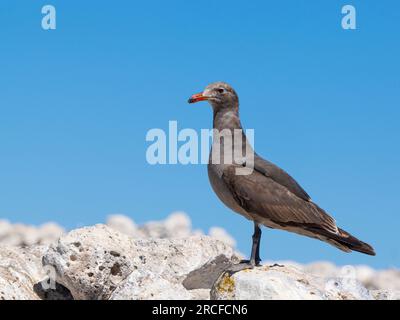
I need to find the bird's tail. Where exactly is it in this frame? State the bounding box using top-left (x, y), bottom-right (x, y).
top-left (333, 228), bottom-right (376, 256)
top-left (303, 224), bottom-right (376, 256)
top-left (317, 227), bottom-right (375, 256)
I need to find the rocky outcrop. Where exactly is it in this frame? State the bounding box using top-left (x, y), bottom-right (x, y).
top-left (0, 244), bottom-right (74, 300)
top-left (0, 212), bottom-right (237, 249)
top-left (211, 264), bottom-right (373, 300)
top-left (42, 225), bottom-right (239, 300)
top-left (106, 212), bottom-right (236, 247)
top-left (0, 220), bottom-right (64, 246)
top-left (267, 260), bottom-right (400, 298)
top-left (208, 227), bottom-right (236, 248)
top-left (0, 246), bottom-right (44, 300)
top-left (0, 217), bottom-right (398, 300)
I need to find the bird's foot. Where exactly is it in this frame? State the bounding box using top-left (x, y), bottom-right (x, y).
top-left (239, 259), bottom-right (262, 266)
top-left (225, 262), bottom-right (254, 275)
top-left (225, 260), bottom-right (262, 276)
top-left (270, 263), bottom-right (284, 268)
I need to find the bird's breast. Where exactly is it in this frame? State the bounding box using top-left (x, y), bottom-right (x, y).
top-left (207, 162), bottom-right (252, 220)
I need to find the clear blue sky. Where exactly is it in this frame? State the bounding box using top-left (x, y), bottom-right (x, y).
top-left (0, 1), bottom-right (399, 269)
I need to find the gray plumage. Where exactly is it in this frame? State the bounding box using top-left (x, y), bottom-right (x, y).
top-left (189, 82), bottom-right (375, 259)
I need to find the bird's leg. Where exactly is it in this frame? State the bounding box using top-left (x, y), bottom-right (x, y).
top-left (240, 223), bottom-right (262, 264)
top-left (226, 223), bottom-right (262, 275)
top-left (252, 223), bottom-right (262, 266)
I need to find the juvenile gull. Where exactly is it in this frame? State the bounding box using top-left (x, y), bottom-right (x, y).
top-left (188, 82), bottom-right (375, 272)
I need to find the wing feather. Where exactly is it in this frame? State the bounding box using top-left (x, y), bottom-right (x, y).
top-left (253, 155), bottom-right (311, 201)
top-left (222, 165), bottom-right (338, 234)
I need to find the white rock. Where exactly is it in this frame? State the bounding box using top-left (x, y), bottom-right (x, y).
top-left (367, 269), bottom-right (400, 291)
top-left (110, 270), bottom-right (192, 300)
top-left (140, 212), bottom-right (192, 239)
top-left (212, 265), bottom-right (324, 300)
top-left (43, 224), bottom-right (136, 300)
top-left (0, 221), bottom-right (64, 246)
top-left (188, 289), bottom-right (210, 300)
top-left (208, 227), bottom-right (236, 248)
top-left (303, 261), bottom-right (338, 278)
top-left (0, 220), bottom-right (13, 240)
top-left (0, 245), bottom-right (73, 300)
top-left (164, 212), bottom-right (192, 238)
top-left (354, 265), bottom-right (376, 287)
top-left (106, 214), bottom-right (138, 236)
top-left (324, 273), bottom-right (372, 300)
top-left (139, 221), bottom-right (166, 238)
top-left (1, 217), bottom-right (398, 300)
top-left (12, 224), bottom-right (40, 246)
top-left (37, 222), bottom-right (65, 245)
top-left (192, 229), bottom-right (204, 236)
top-left (0, 246), bottom-right (46, 300)
top-left (43, 224), bottom-right (239, 300)
top-left (211, 264), bottom-right (374, 300)
top-left (132, 235), bottom-right (238, 288)
top-left (370, 289), bottom-right (400, 300)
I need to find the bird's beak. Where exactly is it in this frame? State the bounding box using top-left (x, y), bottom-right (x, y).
top-left (188, 92), bottom-right (209, 104)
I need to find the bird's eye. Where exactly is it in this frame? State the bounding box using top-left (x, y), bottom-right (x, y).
top-left (216, 88), bottom-right (225, 94)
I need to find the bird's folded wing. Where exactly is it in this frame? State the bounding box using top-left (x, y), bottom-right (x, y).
top-left (253, 155), bottom-right (311, 201)
top-left (222, 166), bottom-right (338, 234)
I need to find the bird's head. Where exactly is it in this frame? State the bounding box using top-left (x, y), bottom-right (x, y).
top-left (188, 82), bottom-right (239, 110)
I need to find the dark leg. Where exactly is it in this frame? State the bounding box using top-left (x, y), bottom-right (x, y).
top-left (251, 223), bottom-right (262, 266)
top-left (226, 222), bottom-right (262, 274)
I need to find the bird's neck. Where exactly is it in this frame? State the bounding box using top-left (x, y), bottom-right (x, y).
top-left (210, 104), bottom-right (253, 168)
top-left (212, 106), bottom-right (242, 131)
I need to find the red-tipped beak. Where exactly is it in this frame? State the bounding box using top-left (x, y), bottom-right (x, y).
top-left (188, 92), bottom-right (208, 104)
